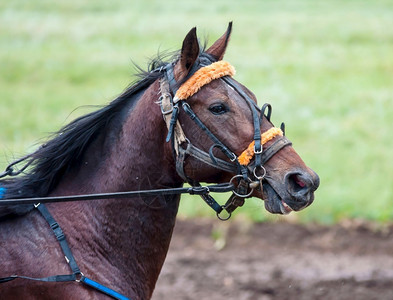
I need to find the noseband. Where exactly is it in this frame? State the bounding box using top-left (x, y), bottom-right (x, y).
top-left (160, 56), bottom-right (292, 219)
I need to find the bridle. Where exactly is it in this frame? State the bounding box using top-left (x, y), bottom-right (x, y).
top-left (160, 55), bottom-right (292, 219)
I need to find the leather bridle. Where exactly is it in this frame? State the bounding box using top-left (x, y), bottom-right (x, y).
top-left (160, 55), bottom-right (292, 219)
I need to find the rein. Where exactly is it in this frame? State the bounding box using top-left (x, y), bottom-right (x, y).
top-left (0, 183), bottom-right (234, 206)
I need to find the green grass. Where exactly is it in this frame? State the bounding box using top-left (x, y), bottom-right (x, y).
top-left (1, 0), bottom-right (392, 224)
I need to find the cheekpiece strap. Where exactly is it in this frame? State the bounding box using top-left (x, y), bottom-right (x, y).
top-left (160, 78), bottom-right (187, 156)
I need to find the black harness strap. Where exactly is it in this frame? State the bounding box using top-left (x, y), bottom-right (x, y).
top-left (0, 183), bottom-right (234, 206)
top-left (260, 137), bottom-right (292, 166)
top-left (0, 274), bottom-right (76, 284)
top-left (181, 142), bottom-right (237, 173)
top-left (221, 76), bottom-right (263, 167)
top-left (0, 277), bottom-right (15, 283)
top-left (198, 188), bottom-right (223, 214)
top-left (0, 204), bottom-right (80, 284)
top-left (164, 63), bottom-right (178, 93)
top-left (181, 102), bottom-right (238, 163)
top-left (0, 203), bottom-right (131, 300)
top-left (36, 203), bottom-right (81, 275)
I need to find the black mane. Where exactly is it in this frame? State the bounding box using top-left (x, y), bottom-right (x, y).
top-left (0, 47), bottom-right (213, 220)
top-left (0, 54), bottom-right (174, 219)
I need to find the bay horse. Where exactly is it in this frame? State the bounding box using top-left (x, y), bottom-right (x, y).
top-left (0, 23), bottom-right (319, 299)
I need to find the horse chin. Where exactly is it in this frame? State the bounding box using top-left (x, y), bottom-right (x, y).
top-left (261, 183), bottom-right (293, 215)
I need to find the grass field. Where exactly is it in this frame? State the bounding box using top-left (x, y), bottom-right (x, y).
top-left (1, 0), bottom-right (392, 224)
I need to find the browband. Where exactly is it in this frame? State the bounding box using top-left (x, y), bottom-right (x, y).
top-left (173, 61), bottom-right (236, 102)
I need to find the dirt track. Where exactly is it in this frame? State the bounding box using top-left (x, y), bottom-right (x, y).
top-left (152, 218), bottom-right (393, 300)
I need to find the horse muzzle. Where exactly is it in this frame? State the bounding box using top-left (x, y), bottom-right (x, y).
top-left (259, 168), bottom-right (320, 215)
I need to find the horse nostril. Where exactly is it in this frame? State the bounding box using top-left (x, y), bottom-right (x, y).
top-left (285, 171), bottom-right (319, 210)
top-left (287, 173), bottom-right (310, 196)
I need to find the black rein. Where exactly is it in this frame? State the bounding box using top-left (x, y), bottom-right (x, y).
top-left (0, 183), bottom-right (234, 206)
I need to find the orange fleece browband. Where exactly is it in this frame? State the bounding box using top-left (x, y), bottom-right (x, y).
top-left (238, 128), bottom-right (283, 166)
top-left (174, 61), bottom-right (236, 102)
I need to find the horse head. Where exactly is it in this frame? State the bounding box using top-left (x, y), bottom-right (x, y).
top-left (166, 23), bottom-right (319, 215)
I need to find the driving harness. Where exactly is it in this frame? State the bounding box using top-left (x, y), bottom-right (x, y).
top-left (0, 55), bottom-right (292, 299)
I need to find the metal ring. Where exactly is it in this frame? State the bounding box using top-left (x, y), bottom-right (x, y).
top-left (229, 174), bottom-right (251, 184)
top-left (216, 208), bottom-right (231, 221)
top-left (75, 272), bottom-right (84, 283)
top-left (229, 175), bottom-right (254, 198)
top-left (253, 166), bottom-right (266, 180)
top-left (233, 188), bottom-right (253, 198)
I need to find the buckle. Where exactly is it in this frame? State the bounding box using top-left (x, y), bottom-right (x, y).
top-left (159, 93), bottom-right (174, 115)
top-left (228, 152), bottom-right (237, 162)
top-left (254, 145), bottom-right (262, 155)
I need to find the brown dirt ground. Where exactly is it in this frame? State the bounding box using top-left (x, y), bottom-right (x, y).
top-left (152, 218), bottom-right (393, 300)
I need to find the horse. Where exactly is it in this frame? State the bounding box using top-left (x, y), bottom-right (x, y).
top-left (0, 23), bottom-right (319, 299)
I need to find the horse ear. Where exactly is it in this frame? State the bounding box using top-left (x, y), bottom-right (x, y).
top-left (174, 27), bottom-right (200, 81)
top-left (206, 22), bottom-right (232, 61)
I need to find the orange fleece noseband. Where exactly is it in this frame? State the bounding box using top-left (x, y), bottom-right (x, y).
top-left (238, 128), bottom-right (283, 166)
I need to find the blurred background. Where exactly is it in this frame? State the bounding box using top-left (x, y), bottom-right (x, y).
top-left (1, 0), bottom-right (392, 224)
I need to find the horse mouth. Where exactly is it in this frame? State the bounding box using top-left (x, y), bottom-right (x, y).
top-left (280, 200), bottom-right (293, 215)
top-left (259, 182), bottom-right (295, 215)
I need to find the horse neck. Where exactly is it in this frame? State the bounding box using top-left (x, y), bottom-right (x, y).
top-left (49, 80), bottom-right (183, 298)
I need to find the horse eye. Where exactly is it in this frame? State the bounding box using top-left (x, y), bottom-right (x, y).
top-left (208, 103), bottom-right (228, 115)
